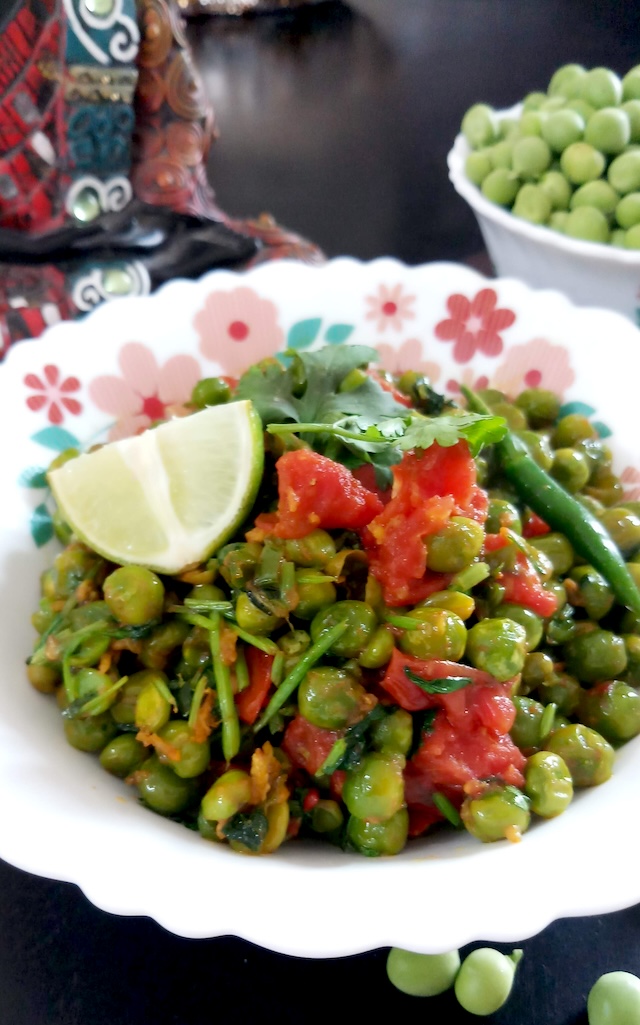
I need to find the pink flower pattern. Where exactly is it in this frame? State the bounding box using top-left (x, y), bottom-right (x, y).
top-left (89, 342), bottom-right (202, 441)
top-left (365, 283), bottom-right (416, 333)
top-left (621, 466), bottom-right (640, 503)
top-left (194, 287), bottom-right (284, 375)
top-left (491, 338), bottom-right (575, 399)
top-left (435, 288), bottom-right (516, 363)
top-left (24, 365), bottom-right (82, 424)
top-left (446, 367), bottom-right (490, 395)
top-left (375, 338), bottom-right (441, 383)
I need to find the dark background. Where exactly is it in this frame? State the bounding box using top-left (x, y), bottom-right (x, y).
top-left (4, 3), bottom-right (640, 1023)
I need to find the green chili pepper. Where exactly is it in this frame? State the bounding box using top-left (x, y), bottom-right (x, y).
top-left (462, 386), bottom-right (640, 617)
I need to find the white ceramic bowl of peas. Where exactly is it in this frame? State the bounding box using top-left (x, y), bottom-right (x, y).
top-left (448, 64), bottom-right (640, 323)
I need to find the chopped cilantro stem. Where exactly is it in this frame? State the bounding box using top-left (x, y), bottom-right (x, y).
top-left (232, 627), bottom-right (279, 656)
top-left (449, 562), bottom-right (490, 592)
top-left (270, 651), bottom-right (285, 686)
top-left (235, 647), bottom-right (249, 693)
top-left (539, 701), bottom-right (558, 740)
top-left (267, 421), bottom-right (387, 443)
top-left (74, 675), bottom-right (129, 718)
top-left (182, 598), bottom-right (234, 615)
top-left (253, 619), bottom-right (349, 733)
top-left (153, 675), bottom-right (178, 712)
top-left (208, 611), bottom-right (240, 763)
top-left (433, 792), bottom-right (463, 828)
top-left (384, 612), bottom-right (423, 630)
top-left (315, 738), bottom-right (347, 777)
top-left (188, 672), bottom-right (209, 730)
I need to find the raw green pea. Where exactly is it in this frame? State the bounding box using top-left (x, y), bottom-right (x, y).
top-left (293, 570), bottom-right (336, 620)
top-left (622, 99), bottom-right (640, 142)
top-left (524, 751), bottom-right (573, 817)
top-left (190, 376), bottom-right (231, 408)
top-left (563, 206), bottom-right (610, 243)
top-left (462, 103), bottom-right (499, 148)
top-left (370, 708), bottom-right (413, 757)
top-left (570, 180), bottom-right (620, 217)
top-left (551, 211), bottom-right (569, 233)
top-left (544, 723), bottom-right (614, 786)
top-left (358, 625), bottom-right (395, 669)
top-left (346, 807), bottom-right (409, 856)
top-left (342, 752), bottom-right (405, 822)
top-left (512, 136), bottom-right (552, 179)
top-left (538, 170), bottom-right (573, 211)
top-left (518, 111), bottom-right (545, 137)
top-left (495, 604), bottom-right (543, 651)
top-left (585, 107), bottom-right (631, 154)
top-left (548, 63), bottom-right (586, 98)
top-left (398, 607), bottom-right (467, 661)
top-left (99, 734), bottom-right (150, 778)
top-left (426, 516), bottom-right (484, 573)
top-left (599, 507), bottom-right (640, 557)
top-left (579, 680), bottom-right (640, 745)
top-left (157, 721), bottom-right (211, 778)
top-left (510, 695), bottom-right (547, 752)
top-left (530, 532), bottom-right (575, 576)
top-left (560, 142), bottom-right (606, 184)
top-left (298, 666), bottom-right (367, 730)
top-left (568, 565), bottom-right (614, 621)
top-left (498, 116), bottom-right (520, 140)
top-left (465, 618), bottom-right (528, 682)
top-left (481, 168), bottom-right (520, 206)
top-left (623, 65), bottom-right (640, 100)
top-left (566, 98), bottom-right (596, 122)
top-left (624, 223), bottom-right (640, 247)
top-left (461, 784), bottom-right (530, 843)
top-left (310, 600), bottom-right (377, 658)
top-left (522, 90), bottom-right (548, 111)
top-left (137, 755), bottom-right (198, 815)
top-left (608, 150), bottom-right (640, 194)
top-left (103, 565), bottom-right (164, 626)
top-left (488, 140), bottom-right (513, 170)
top-left (386, 948), bottom-right (461, 997)
top-left (63, 709), bottom-right (118, 753)
top-left (541, 109), bottom-right (585, 152)
top-left (580, 67), bottom-right (623, 109)
top-left (235, 593), bottom-right (282, 635)
top-left (513, 183), bottom-right (552, 224)
top-left (455, 947), bottom-right (523, 1016)
top-left (615, 191), bottom-right (640, 228)
top-left (465, 149), bottom-right (493, 185)
top-left (537, 671), bottom-right (581, 716)
top-left (588, 970), bottom-right (640, 1025)
top-left (310, 799), bottom-right (344, 834)
top-left (564, 627), bottom-right (627, 683)
top-left (201, 769), bottom-right (251, 821)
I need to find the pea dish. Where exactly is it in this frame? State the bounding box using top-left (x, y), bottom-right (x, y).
top-left (27, 342), bottom-right (640, 858)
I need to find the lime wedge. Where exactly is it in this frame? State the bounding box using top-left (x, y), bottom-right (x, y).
top-left (48, 401), bottom-right (264, 574)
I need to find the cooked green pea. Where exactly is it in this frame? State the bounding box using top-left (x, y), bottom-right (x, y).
top-left (342, 752), bottom-right (405, 822)
top-left (386, 948), bottom-right (461, 997)
top-left (103, 565), bottom-right (164, 626)
top-left (398, 607), bottom-right (467, 661)
top-left (515, 387), bottom-right (561, 427)
top-left (219, 542), bottom-right (262, 588)
top-left (298, 666), bottom-right (367, 730)
top-left (465, 618), bottom-right (528, 681)
top-left (461, 784), bottom-right (531, 842)
top-left (515, 430), bottom-right (554, 471)
top-left (310, 799), bottom-right (344, 834)
top-left (111, 669), bottom-right (157, 725)
top-left (370, 709), bottom-right (413, 756)
top-left (235, 593), bottom-right (282, 635)
top-left (579, 680), bottom-right (640, 745)
top-left (495, 604), bottom-right (543, 651)
top-left (358, 625), bottom-right (395, 669)
top-left (537, 671), bottom-right (581, 716)
top-left (346, 807), bottom-right (409, 856)
top-left (26, 663), bottom-right (59, 694)
top-left (511, 695), bottom-right (547, 752)
top-left (201, 769), bottom-right (252, 821)
top-left (530, 532), bottom-right (575, 576)
top-left (420, 590), bottom-right (476, 620)
top-left (190, 376), bottom-right (231, 408)
top-left (567, 565), bottom-right (614, 620)
top-left (63, 710), bottom-right (118, 753)
top-left (525, 751), bottom-right (573, 817)
top-left (293, 570), bottom-right (337, 620)
top-left (521, 650), bottom-right (556, 692)
top-left (134, 674), bottom-right (172, 732)
top-left (426, 516), bottom-right (485, 573)
top-left (544, 723), bottom-right (614, 786)
top-left (99, 734), bottom-right (150, 778)
top-left (50, 545), bottom-right (100, 600)
top-left (552, 413), bottom-right (599, 448)
top-left (564, 628), bottom-right (627, 683)
top-left (598, 507), bottom-right (640, 557)
top-left (622, 633), bottom-right (640, 685)
top-left (310, 601), bottom-right (377, 658)
top-left (282, 530), bottom-right (336, 567)
top-left (462, 103), bottom-right (499, 148)
top-left (137, 755), bottom-right (198, 815)
top-left (139, 619), bottom-right (191, 670)
top-left (157, 721), bottom-right (211, 778)
top-left (74, 667), bottom-right (118, 714)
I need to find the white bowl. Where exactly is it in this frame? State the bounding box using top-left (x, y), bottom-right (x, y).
top-left (2, 256), bottom-right (640, 957)
top-left (447, 112), bottom-right (640, 323)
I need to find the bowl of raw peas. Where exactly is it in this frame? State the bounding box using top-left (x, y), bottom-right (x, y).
top-left (447, 63), bottom-right (640, 322)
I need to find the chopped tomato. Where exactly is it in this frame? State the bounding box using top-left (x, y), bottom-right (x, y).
top-left (522, 510), bottom-right (551, 538)
top-left (412, 712), bottom-right (525, 789)
top-left (361, 442), bottom-right (486, 605)
top-left (485, 531), bottom-right (559, 618)
top-left (379, 649), bottom-right (512, 714)
top-left (236, 648), bottom-right (274, 725)
top-left (282, 715), bottom-right (343, 777)
top-left (254, 449), bottom-right (383, 540)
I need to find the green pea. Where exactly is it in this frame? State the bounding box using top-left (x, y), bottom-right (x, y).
top-left (419, 590), bottom-right (476, 621)
top-left (622, 633), bottom-right (640, 685)
top-left (521, 650), bottom-right (556, 692)
top-left (282, 530), bottom-right (336, 567)
top-left (386, 948), bottom-right (461, 997)
top-left (513, 182), bottom-right (552, 224)
top-left (548, 63), bottom-right (586, 98)
top-left (579, 680), bottom-right (640, 745)
top-left (310, 601), bottom-right (377, 658)
top-left (511, 695), bottom-right (547, 752)
top-left (465, 618), bottom-right (528, 682)
top-left (514, 387), bottom-right (561, 427)
top-left (298, 667), bottom-right (368, 730)
top-left (99, 734), bottom-right (150, 778)
top-left (518, 111), bottom-right (545, 137)
top-left (608, 149), bottom-right (640, 193)
top-left (485, 498), bottom-right (522, 535)
top-left (358, 625), bottom-right (395, 669)
top-left (197, 807), bottom-right (222, 842)
top-left (495, 603), bottom-right (543, 651)
top-left (622, 100), bottom-right (640, 142)
top-left (512, 135), bottom-right (552, 179)
top-left (137, 756), bottom-right (198, 815)
top-left (103, 565), bottom-right (164, 626)
top-left (581, 67), bottom-right (623, 109)
top-left (190, 376), bottom-right (231, 408)
top-left (564, 628), bottom-right (627, 683)
top-left (541, 109), bottom-right (585, 153)
top-left (139, 619), bottom-right (191, 670)
top-left (489, 401), bottom-right (528, 431)
top-left (623, 65), bottom-right (640, 101)
top-left (426, 516), bottom-right (485, 573)
top-left (544, 723), bottom-right (614, 786)
top-left (110, 670), bottom-right (155, 725)
top-left (481, 168), bottom-right (520, 207)
top-left (157, 721), bottom-right (211, 778)
top-left (461, 103), bottom-right (499, 148)
top-left (616, 191), bottom-right (640, 228)
top-left (560, 142), bottom-right (606, 185)
top-left (201, 769), bottom-right (252, 821)
top-left (524, 751), bottom-right (573, 817)
top-left (74, 667), bottom-right (118, 714)
top-left (552, 413), bottom-right (599, 449)
top-left (179, 627), bottom-right (211, 675)
top-left (134, 675), bottom-right (172, 732)
top-left (235, 592), bottom-right (282, 635)
top-left (342, 752), bottom-right (405, 822)
top-left (522, 90), bottom-right (548, 111)
top-left (563, 206), bottom-right (610, 243)
top-left (26, 663), bottom-right (59, 694)
top-left (219, 542), bottom-right (262, 588)
top-left (625, 223), bottom-right (640, 247)
top-left (567, 565), bottom-right (614, 621)
top-left (370, 709), bottom-right (413, 757)
top-left (293, 570), bottom-right (336, 621)
top-left (310, 799), bottom-right (344, 834)
top-left (598, 507), bottom-right (640, 557)
top-left (488, 140), bottom-right (513, 170)
top-left (588, 970), bottom-right (640, 1025)
top-left (537, 671), bottom-right (581, 716)
top-left (346, 807), bottom-right (409, 857)
top-left (515, 430), bottom-right (554, 471)
top-left (50, 545), bottom-right (101, 600)
top-left (465, 149), bottom-right (493, 185)
top-left (585, 107), bottom-right (631, 154)
top-left (530, 532), bottom-right (575, 576)
top-left (461, 784), bottom-right (530, 843)
top-left (68, 632), bottom-right (111, 670)
top-left (570, 179), bottom-right (620, 216)
top-left (398, 607), bottom-right (467, 661)
top-left (63, 709), bottom-right (117, 753)
top-left (455, 947), bottom-right (523, 1017)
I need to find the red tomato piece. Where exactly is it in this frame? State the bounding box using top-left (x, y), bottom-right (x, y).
top-left (522, 510), bottom-right (551, 538)
top-left (256, 450), bottom-right (384, 539)
top-left (282, 715), bottom-right (343, 777)
top-left (236, 648), bottom-right (274, 725)
top-left (379, 649), bottom-right (510, 713)
top-left (485, 531), bottom-right (559, 618)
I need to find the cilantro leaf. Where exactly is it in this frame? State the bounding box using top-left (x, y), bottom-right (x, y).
top-left (404, 669), bottom-right (473, 694)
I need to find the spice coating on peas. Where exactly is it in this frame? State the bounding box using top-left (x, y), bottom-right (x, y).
top-left (103, 565), bottom-right (165, 626)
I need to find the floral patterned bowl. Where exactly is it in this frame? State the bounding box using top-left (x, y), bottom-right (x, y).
top-left (2, 257), bottom-right (640, 957)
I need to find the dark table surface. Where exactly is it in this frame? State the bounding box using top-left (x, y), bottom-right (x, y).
top-left (4, 3), bottom-right (640, 1023)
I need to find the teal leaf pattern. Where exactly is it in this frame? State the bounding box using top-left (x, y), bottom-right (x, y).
top-left (592, 421), bottom-right (612, 439)
top-left (324, 323), bottom-right (355, 344)
top-left (558, 401), bottom-right (596, 419)
top-left (287, 318), bottom-right (322, 350)
top-left (18, 466), bottom-right (48, 489)
top-left (31, 426), bottom-right (80, 452)
top-left (30, 504), bottom-right (54, 548)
